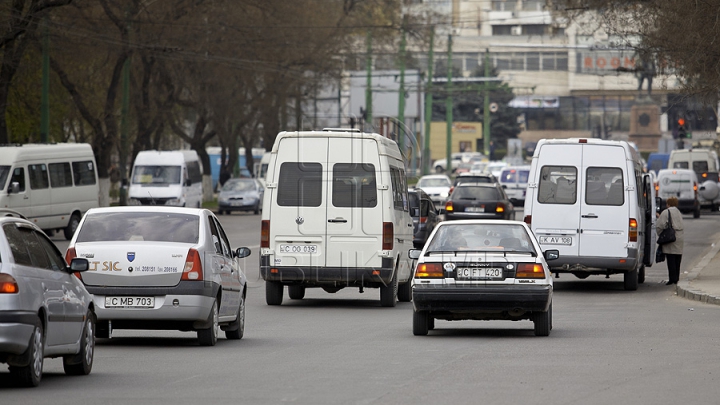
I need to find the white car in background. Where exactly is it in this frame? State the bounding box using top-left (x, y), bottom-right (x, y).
top-left (409, 220), bottom-right (557, 336)
top-left (66, 207), bottom-right (251, 346)
top-left (416, 174), bottom-right (453, 207)
top-left (487, 161), bottom-right (508, 178)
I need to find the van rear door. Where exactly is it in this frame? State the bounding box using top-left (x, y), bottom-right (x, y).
top-left (325, 138), bottom-right (382, 268)
top-left (578, 145), bottom-right (628, 258)
top-left (271, 136), bottom-right (328, 268)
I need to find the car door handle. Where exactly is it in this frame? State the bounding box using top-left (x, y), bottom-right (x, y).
top-left (328, 218), bottom-right (347, 223)
top-left (581, 214), bottom-right (598, 218)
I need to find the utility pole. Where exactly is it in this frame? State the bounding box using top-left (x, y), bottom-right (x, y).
top-left (398, 16), bottom-right (407, 153)
top-left (483, 49), bottom-right (491, 156)
top-left (365, 30), bottom-right (373, 129)
top-left (40, 16), bottom-right (49, 143)
top-left (445, 35), bottom-right (453, 174)
top-left (423, 27), bottom-right (435, 175)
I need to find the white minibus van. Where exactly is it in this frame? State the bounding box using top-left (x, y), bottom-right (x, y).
top-left (260, 128), bottom-right (414, 307)
top-left (668, 148), bottom-right (720, 210)
top-left (0, 143), bottom-right (99, 239)
top-left (523, 138), bottom-right (656, 290)
top-left (128, 150), bottom-right (203, 208)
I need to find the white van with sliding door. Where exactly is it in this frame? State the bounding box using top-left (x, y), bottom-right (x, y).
top-left (0, 143), bottom-right (99, 239)
top-left (128, 150), bottom-right (203, 208)
top-left (523, 138), bottom-right (656, 290)
top-left (260, 129), bottom-right (414, 307)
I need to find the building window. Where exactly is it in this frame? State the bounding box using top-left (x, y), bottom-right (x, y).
top-left (492, 25), bottom-right (513, 36)
top-left (492, 0), bottom-right (515, 11)
top-left (523, 25), bottom-right (547, 36)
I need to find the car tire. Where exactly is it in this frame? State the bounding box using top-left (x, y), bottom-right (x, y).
top-left (380, 270), bottom-right (398, 307)
top-left (253, 203), bottom-right (260, 215)
top-left (63, 311), bottom-right (95, 375)
top-left (225, 293), bottom-right (245, 340)
top-left (413, 311), bottom-right (429, 336)
top-left (64, 213), bottom-right (81, 240)
top-left (533, 303), bottom-right (551, 337)
top-left (397, 279), bottom-right (412, 303)
top-left (217, 210), bottom-right (223, 215)
top-left (266, 281), bottom-right (284, 305)
top-left (624, 268), bottom-right (639, 291)
top-left (288, 285), bottom-right (305, 300)
top-left (638, 265), bottom-right (646, 284)
top-left (197, 300), bottom-right (219, 346)
top-left (694, 207), bottom-right (701, 218)
top-left (428, 316), bottom-right (435, 331)
top-left (96, 320), bottom-right (110, 339)
top-left (10, 321), bottom-right (44, 387)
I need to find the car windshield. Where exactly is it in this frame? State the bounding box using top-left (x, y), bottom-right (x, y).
top-left (76, 212), bottom-right (199, 243)
top-left (426, 223), bottom-right (536, 254)
top-left (0, 165), bottom-right (9, 189)
top-left (222, 179), bottom-right (256, 192)
top-left (132, 165), bottom-right (182, 186)
top-left (418, 178), bottom-right (450, 187)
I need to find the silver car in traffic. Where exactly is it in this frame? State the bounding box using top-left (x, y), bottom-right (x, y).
top-left (66, 207), bottom-right (251, 346)
top-left (0, 216), bottom-right (94, 387)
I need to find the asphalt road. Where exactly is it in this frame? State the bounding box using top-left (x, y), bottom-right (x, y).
top-left (3, 208), bottom-right (720, 404)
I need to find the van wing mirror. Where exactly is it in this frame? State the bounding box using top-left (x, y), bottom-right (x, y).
top-left (9, 182), bottom-right (19, 194)
top-left (543, 250), bottom-right (559, 261)
top-left (411, 207), bottom-right (420, 217)
top-left (408, 249), bottom-right (421, 259)
top-left (185, 179), bottom-right (192, 187)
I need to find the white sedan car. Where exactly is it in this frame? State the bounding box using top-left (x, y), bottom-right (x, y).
top-left (65, 207), bottom-right (251, 346)
top-left (416, 174), bottom-right (453, 206)
top-left (409, 220), bottom-right (557, 336)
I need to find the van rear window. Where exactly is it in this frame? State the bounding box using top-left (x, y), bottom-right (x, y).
top-left (692, 161), bottom-right (709, 174)
top-left (537, 166), bottom-right (577, 204)
top-left (332, 163), bottom-right (377, 208)
top-left (586, 167), bottom-right (624, 206)
top-left (277, 162), bottom-right (322, 207)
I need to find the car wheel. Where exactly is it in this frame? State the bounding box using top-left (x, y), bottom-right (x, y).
top-left (638, 265), bottom-right (646, 284)
top-left (434, 166), bottom-right (444, 173)
top-left (428, 316), bottom-right (435, 331)
top-left (64, 213), bottom-right (81, 240)
top-left (197, 300), bottom-right (219, 346)
top-left (624, 268), bottom-right (639, 291)
top-left (397, 279), bottom-right (412, 303)
top-left (225, 293), bottom-right (245, 340)
top-left (10, 321), bottom-right (44, 387)
top-left (217, 210), bottom-right (223, 215)
top-left (63, 311), bottom-right (95, 375)
top-left (694, 207), bottom-right (701, 218)
top-left (266, 281), bottom-right (284, 305)
top-left (253, 203), bottom-right (260, 215)
top-left (96, 320), bottom-right (110, 339)
top-left (533, 303), bottom-right (551, 337)
top-left (288, 285), bottom-right (306, 300)
top-left (413, 311), bottom-right (429, 336)
top-left (380, 270), bottom-right (398, 307)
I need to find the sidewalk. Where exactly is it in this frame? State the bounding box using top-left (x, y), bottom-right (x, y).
top-left (676, 241), bottom-right (720, 305)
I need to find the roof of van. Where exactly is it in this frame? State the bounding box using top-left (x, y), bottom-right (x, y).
top-left (535, 138), bottom-right (640, 160)
top-left (271, 130), bottom-right (402, 160)
top-left (0, 143), bottom-right (94, 161)
top-left (135, 150), bottom-right (198, 161)
top-left (669, 148), bottom-right (717, 157)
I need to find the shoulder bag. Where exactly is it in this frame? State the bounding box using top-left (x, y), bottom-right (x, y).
top-left (657, 208), bottom-right (676, 245)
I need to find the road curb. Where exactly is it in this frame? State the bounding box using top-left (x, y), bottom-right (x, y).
top-left (676, 240), bottom-right (720, 305)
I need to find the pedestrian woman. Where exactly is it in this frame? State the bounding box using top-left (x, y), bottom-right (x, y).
top-left (657, 196), bottom-right (684, 285)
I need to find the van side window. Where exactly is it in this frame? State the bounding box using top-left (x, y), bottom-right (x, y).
top-left (537, 165), bottom-right (576, 204)
top-left (187, 161), bottom-right (203, 184)
top-left (9, 167), bottom-right (25, 192)
top-left (390, 167), bottom-right (407, 211)
top-left (72, 161), bottom-right (97, 186)
top-left (49, 162), bottom-right (73, 188)
top-left (332, 163), bottom-right (377, 208)
top-left (586, 167), bottom-right (624, 206)
top-left (28, 164), bottom-right (49, 189)
top-left (277, 162), bottom-right (322, 207)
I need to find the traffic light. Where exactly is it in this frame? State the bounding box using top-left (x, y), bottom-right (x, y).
top-left (677, 118), bottom-right (687, 139)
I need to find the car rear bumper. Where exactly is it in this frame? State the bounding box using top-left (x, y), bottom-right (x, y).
top-left (445, 212), bottom-right (509, 220)
top-left (260, 257), bottom-right (395, 286)
top-left (85, 281), bottom-right (219, 322)
top-left (412, 285), bottom-right (552, 313)
top-left (0, 311), bottom-right (39, 355)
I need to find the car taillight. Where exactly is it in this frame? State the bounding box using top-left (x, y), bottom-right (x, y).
top-left (496, 203), bottom-right (505, 213)
top-left (261, 220), bottom-right (270, 248)
top-left (448, 186), bottom-right (455, 194)
top-left (516, 263), bottom-right (545, 279)
top-left (445, 201), bottom-right (454, 212)
top-left (0, 274), bottom-right (19, 293)
top-left (415, 263), bottom-right (444, 278)
top-left (382, 222), bottom-right (393, 250)
top-left (65, 247), bottom-right (83, 280)
top-left (182, 248), bottom-right (203, 281)
top-left (524, 215), bottom-right (531, 225)
top-left (420, 216), bottom-right (427, 224)
top-left (629, 218), bottom-right (638, 242)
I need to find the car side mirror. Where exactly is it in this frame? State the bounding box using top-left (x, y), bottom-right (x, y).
top-left (185, 179), bottom-right (192, 187)
top-left (544, 250), bottom-right (559, 261)
top-left (121, 178), bottom-right (128, 187)
top-left (408, 249), bottom-right (421, 260)
top-left (235, 247), bottom-right (251, 258)
top-left (9, 182), bottom-right (19, 194)
top-left (69, 258), bottom-right (90, 272)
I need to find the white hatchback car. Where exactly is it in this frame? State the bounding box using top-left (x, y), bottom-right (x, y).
top-left (409, 220), bottom-right (557, 336)
top-left (416, 174), bottom-right (453, 206)
top-left (65, 207), bottom-right (251, 346)
top-left (0, 214), bottom-right (94, 386)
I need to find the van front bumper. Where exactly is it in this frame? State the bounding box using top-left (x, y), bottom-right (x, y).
top-left (260, 257), bottom-right (395, 286)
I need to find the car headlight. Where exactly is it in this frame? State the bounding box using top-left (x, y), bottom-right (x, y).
top-left (127, 198), bottom-right (141, 206)
top-left (219, 196), bottom-right (229, 203)
top-left (244, 196), bottom-right (257, 203)
top-left (441, 192), bottom-right (449, 198)
top-left (166, 198), bottom-right (181, 206)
